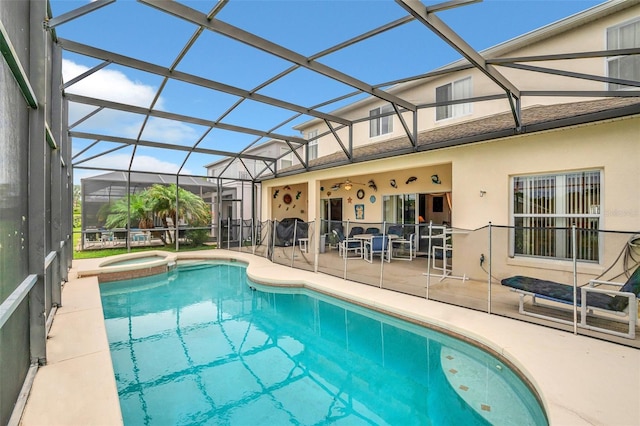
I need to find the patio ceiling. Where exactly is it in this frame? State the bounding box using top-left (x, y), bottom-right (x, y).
top-left (46, 0), bottom-right (640, 182)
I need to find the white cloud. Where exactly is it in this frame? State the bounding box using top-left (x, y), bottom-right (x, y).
top-left (64, 59), bottom-right (207, 183)
top-left (63, 59), bottom-right (161, 109)
top-left (130, 117), bottom-right (200, 144)
top-left (63, 59), bottom-right (199, 144)
top-left (75, 154), bottom-right (192, 179)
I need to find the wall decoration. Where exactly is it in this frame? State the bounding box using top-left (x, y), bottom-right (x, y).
top-left (390, 179), bottom-right (397, 189)
top-left (369, 195), bottom-right (376, 203)
top-left (347, 197), bottom-right (352, 204)
top-left (356, 189), bottom-right (365, 199)
top-left (296, 191), bottom-right (302, 199)
top-left (355, 204), bottom-right (364, 220)
top-left (283, 185), bottom-right (291, 190)
top-left (273, 189), bottom-right (280, 198)
top-left (368, 180), bottom-right (377, 192)
top-left (283, 193), bottom-right (292, 204)
top-left (327, 191), bottom-right (332, 196)
top-left (406, 176), bottom-right (417, 184)
top-left (431, 174), bottom-right (442, 184)
top-left (320, 186), bottom-right (324, 191)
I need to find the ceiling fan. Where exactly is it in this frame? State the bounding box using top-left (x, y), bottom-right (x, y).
top-left (330, 178), bottom-right (365, 191)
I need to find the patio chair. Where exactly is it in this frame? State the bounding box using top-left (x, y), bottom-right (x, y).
top-left (390, 233), bottom-right (416, 261)
top-left (130, 230), bottom-right (151, 246)
top-left (112, 229), bottom-right (128, 245)
top-left (388, 225), bottom-right (403, 237)
top-left (348, 226), bottom-right (365, 237)
top-left (364, 227), bottom-right (380, 235)
top-left (363, 235), bottom-right (390, 263)
top-left (501, 266), bottom-right (640, 339)
top-left (332, 228), bottom-right (363, 259)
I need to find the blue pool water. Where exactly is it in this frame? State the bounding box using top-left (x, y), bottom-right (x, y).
top-left (100, 262), bottom-right (547, 425)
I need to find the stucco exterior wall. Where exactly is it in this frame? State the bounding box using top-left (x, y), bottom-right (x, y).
top-left (270, 182), bottom-right (309, 222)
top-left (264, 115), bottom-right (639, 281)
top-left (450, 115), bottom-right (639, 280)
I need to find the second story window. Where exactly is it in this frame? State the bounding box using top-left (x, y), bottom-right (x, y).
top-left (369, 104), bottom-right (393, 137)
top-left (607, 18), bottom-right (640, 90)
top-left (436, 77), bottom-right (472, 121)
top-left (280, 147), bottom-right (292, 169)
top-left (308, 130), bottom-right (318, 160)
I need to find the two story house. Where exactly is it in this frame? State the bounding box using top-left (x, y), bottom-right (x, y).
top-left (259, 0), bottom-right (640, 280)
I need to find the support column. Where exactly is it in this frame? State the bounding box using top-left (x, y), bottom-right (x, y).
top-left (50, 43), bottom-right (63, 306)
top-left (28, 0), bottom-right (49, 364)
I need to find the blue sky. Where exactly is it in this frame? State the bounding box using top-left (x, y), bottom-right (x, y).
top-left (49, 0), bottom-right (603, 182)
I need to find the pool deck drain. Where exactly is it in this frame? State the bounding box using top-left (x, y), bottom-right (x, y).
top-left (20, 250), bottom-right (640, 425)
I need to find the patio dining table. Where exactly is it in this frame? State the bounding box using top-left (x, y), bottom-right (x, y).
top-left (352, 233), bottom-right (400, 242)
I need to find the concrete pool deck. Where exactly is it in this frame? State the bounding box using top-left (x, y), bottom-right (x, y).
top-left (20, 250), bottom-right (640, 425)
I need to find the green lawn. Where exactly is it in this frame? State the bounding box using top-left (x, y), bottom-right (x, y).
top-left (72, 229), bottom-right (216, 259)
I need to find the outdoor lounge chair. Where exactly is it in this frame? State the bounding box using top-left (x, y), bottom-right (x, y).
top-left (501, 266), bottom-right (640, 339)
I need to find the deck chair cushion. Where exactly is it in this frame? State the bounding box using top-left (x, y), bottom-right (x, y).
top-left (501, 276), bottom-right (620, 311)
top-left (608, 267), bottom-right (640, 311)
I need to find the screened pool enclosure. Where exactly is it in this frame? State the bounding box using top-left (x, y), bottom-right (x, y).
top-left (2, 0), bottom-right (640, 424)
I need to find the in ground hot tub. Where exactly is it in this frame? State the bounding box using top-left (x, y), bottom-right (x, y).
top-left (77, 250), bottom-right (177, 282)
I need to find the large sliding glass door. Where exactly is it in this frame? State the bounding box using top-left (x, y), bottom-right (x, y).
top-left (321, 198), bottom-right (343, 234)
top-left (383, 193), bottom-right (416, 225)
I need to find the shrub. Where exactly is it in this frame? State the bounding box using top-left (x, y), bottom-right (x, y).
top-left (186, 228), bottom-right (210, 246)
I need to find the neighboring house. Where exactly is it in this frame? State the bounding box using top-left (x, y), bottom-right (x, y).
top-left (262, 1), bottom-right (640, 281)
top-left (205, 139), bottom-right (305, 233)
top-left (81, 171), bottom-right (217, 229)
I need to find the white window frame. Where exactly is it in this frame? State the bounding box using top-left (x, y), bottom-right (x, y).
top-left (280, 147), bottom-right (293, 169)
top-left (435, 76), bottom-right (472, 121)
top-left (307, 130), bottom-right (318, 160)
top-left (369, 104), bottom-right (394, 138)
top-left (606, 18), bottom-right (640, 91)
top-left (510, 170), bottom-right (602, 262)
top-left (383, 193), bottom-right (416, 225)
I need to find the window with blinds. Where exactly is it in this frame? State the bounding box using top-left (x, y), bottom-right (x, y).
top-left (512, 170), bottom-right (601, 261)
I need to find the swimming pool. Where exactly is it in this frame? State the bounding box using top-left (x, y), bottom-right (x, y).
top-left (100, 261), bottom-right (547, 425)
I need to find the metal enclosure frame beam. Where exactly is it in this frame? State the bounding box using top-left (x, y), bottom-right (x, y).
top-left (69, 131), bottom-right (277, 163)
top-left (139, 0), bottom-right (417, 112)
top-left (0, 20), bottom-right (38, 108)
top-left (395, 0), bottom-right (522, 128)
top-left (64, 93), bottom-right (308, 145)
top-left (27, 0), bottom-right (49, 365)
top-left (57, 38), bottom-right (352, 127)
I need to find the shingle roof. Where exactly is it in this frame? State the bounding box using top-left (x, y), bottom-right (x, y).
top-left (279, 97), bottom-right (640, 174)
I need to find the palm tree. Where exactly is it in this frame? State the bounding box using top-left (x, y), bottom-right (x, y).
top-left (146, 184), bottom-right (210, 244)
top-left (104, 193), bottom-right (154, 230)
